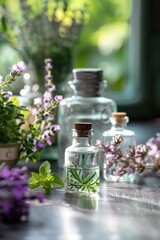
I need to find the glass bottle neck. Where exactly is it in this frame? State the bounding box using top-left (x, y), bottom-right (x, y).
top-left (111, 122), bottom-right (127, 130)
top-left (110, 116), bottom-right (129, 130)
top-left (72, 129), bottom-right (93, 146)
top-left (69, 80), bottom-right (107, 97)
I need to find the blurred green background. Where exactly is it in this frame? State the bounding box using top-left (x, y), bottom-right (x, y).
top-left (0, 0), bottom-right (131, 95)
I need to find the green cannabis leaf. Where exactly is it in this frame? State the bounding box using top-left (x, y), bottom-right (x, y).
top-left (28, 161), bottom-right (64, 195)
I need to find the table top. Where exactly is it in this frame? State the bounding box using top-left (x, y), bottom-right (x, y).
top-left (0, 161), bottom-right (160, 240)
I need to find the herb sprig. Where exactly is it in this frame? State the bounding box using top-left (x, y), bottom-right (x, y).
top-left (66, 154), bottom-right (99, 194)
top-left (68, 165), bottom-right (99, 193)
top-left (29, 161), bottom-right (64, 195)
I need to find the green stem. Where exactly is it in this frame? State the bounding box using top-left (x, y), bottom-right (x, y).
top-left (0, 74), bottom-right (14, 91)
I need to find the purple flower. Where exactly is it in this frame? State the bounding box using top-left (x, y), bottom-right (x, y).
top-left (45, 137), bottom-right (52, 145)
top-left (5, 91), bottom-right (12, 99)
top-left (43, 91), bottom-right (52, 102)
top-left (37, 141), bottom-right (46, 149)
top-left (146, 133), bottom-right (160, 159)
top-left (44, 102), bottom-right (50, 109)
top-left (45, 74), bottom-right (53, 80)
top-left (52, 124), bottom-right (61, 132)
top-left (1, 166), bottom-right (10, 178)
top-left (0, 165), bottom-right (44, 224)
top-left (34, 97), bottom-right (43, 106)
top-left (32, 146), bottom-right (38, 152)
top-left (31, 107), bottom-right (38, 116)
top-left (54, 95), bottom-right (63, 102)
top-left (44, 58), bottom-right (52, 64)
top-left (11, 61), bottom-right (25, 76)
top-left (45, 82), bottom-right (56, 92)
top-left (126, 167), bottom-right (134, 174)
top-left (43, 130), bottom-right (50, 137)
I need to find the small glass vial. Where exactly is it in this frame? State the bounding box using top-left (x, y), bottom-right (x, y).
top-left (102, 112), bottom-right (136, 182)
top-left (58, 68), bottom-right (117, 168)
top-left (64, 122), bottom-right (100, 195)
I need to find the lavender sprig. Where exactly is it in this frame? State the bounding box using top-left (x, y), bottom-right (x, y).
top-left (97, 135), bottom-right (149, 178)
top-left (0, 165), bottom-right (45, 224)
top-left (29, 58), bottom-right (63, 153)
top-left (0, 61), bottom-right (25, 91)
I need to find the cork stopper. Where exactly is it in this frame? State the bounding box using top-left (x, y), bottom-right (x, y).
top-left (74, 122), bottom-right (92, 137)
top-left (111, 112), bottom-right (127, 123)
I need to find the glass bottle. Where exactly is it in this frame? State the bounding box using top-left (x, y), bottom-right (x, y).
top-left (64, 122), bottom-right (100, 195)
top-left (58, 68), bottom-right (117, 168)
top-left (102, 112), bottom-right (136, 182)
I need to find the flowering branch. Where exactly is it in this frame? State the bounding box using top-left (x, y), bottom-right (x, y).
top-left (97, 135), bottom-right (157, 178)
top-left (28, 58), bottom-right (63, 154)
top-left (0, 61), bottom-right (25, 91)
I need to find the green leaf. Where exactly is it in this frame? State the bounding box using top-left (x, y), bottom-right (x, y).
top-left (31, 172), bottom-right (41, 181)
top-left (28, 160), bottom-right (64, 195)
top-left (29, 181), bottom-right (40, 189)
top-left (52, 173), bottom-right (64, 186)
top-left (39, 165), bottom-right (47, 179)
top-left (46, 175), bottom-right (54, 182)
top-left (40, 160), bottom-right (51, 174)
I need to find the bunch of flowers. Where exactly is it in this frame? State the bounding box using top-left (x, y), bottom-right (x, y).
top-left (0, 165), bottom-right (44, 224)
top-left (146, 133), bottom-right (160, 171)
top-left (0, 59), bottom-right (62, 162)
top-left (97, 136), bottom-right (154, 178)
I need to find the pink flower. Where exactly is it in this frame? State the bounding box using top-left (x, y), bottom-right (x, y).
top-left (54, 95), bottom-right (63, 102)
top-left (52, 124), bottom-right (61, 132)
top-left (43, 91), bottom-right (52, 102)
top-left (5, 91), bottom-right (12, 99)
top-left (34, 97), bottom-right (43, 106)
top-left (11, 61), bottom-right (25, 76)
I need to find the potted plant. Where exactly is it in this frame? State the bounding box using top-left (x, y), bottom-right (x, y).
top-left (0, 59), bottom-right (62, 165)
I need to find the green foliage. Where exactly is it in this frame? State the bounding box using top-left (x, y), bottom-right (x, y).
top-left (0, 0), bottom-right (87, 92)
top-left (68, 166), bottom-right (99, 193)
top-left (0, 94), bottom-right (25, 143)
top-left (29, 161), bottom-right (64, 195)
top-left (67, 157), bottom-right (99, 194)
top-left (0, 0), bottom-right (131, 91)
top-left (74, 0), bottom-right (131, 90)
top-left (0, 61), bottom-right (61, 163)
top-left (0, 90), bottom-right (43, 162)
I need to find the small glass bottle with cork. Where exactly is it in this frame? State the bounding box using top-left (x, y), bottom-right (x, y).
top-left (64, 122), bottom-right (100, 195)
top-left (102, 112), bottom-right (136, 182)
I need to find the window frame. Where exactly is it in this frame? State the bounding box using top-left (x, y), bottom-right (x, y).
top-left (105, 0), bottom-right (159, 120)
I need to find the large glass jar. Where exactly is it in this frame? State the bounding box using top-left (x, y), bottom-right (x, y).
top-left (102, 112), bottom-right (136, 182)
top-left (58, 68), bottom-right (117, 168)
top-left (64, 122), bottom-right (100, 195)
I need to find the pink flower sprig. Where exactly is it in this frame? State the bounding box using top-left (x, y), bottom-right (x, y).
top-left (97, 136), bottom-right (149, 177)
top-left (30, 58), bottom-right (63, 152)
top-left (0, 61), bottom-right (25, 91)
